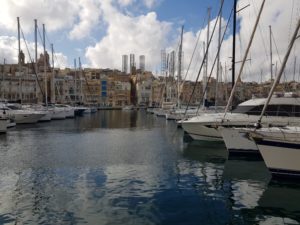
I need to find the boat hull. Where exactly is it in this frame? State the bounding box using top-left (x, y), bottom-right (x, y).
top-left (256, 139), bottom-right (300, 178)
top-left (181, 122), bottom-right (222, 141)
top-left (219, 127), bottom-right (260, 157)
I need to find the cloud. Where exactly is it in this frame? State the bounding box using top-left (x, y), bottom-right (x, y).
top-left (0, 0), bottom-right (101, 40)
top-left (69, 0), bottom-right (102, 40)
top-left (0, 35), bottom-right (69, 68)
top-left (143, 0), bottom-right (156, 8)
top-left (118, 0), bottom-right (158, 8)
top-left (0, 0), bottom-right (79, 33)
top-left (172, 0), bottom-right (300, 82)
top-left (118, 0), bottom-right (135, 7)
top-left (85, 0), bottom-right (172, 71)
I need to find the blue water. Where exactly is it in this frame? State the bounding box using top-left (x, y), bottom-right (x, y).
top-left (0, 110), bottom-right (299, 225)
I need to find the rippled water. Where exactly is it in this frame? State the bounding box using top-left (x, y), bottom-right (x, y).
top-left (0, 110), bottom-right (299, 225)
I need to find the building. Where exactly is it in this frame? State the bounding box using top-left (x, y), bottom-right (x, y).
top-left (169, 51), bottom-right (175, 77)
top-left (161, 49), bottom-right (167, 75)
top-left (139, 55), bottom-right (145, 72)
top-left (122, 55), bottom-right (128, 73)
top-left (129, 54), bottom-right (135, 74)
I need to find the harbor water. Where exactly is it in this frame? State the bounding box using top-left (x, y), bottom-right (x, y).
top-left (0, 110), bottom-right (299, 225)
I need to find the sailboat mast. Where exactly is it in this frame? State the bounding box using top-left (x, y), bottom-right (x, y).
top-left (74, 59), bottom-right (77, 103)
top-left (269, 25), bottom-right (273, 80)
top-left (293, 56), bottom-right (297, 81)
top-left (215, 0), bottom-right (222, 110)
top-left (232, 0), bottom-right (237, 89)
top-left (17, 17), bottom-right (22, 103)
top-left (51, 43), bottom-right (55, 103)
top-left (34, 19), bottom-right (38, 101)
top-left (203, 7), bottom-right (211, 108)
top-left (43, 24), bottom-right (48, 106)
top-left (257, 19), bottom-right (300, 126)
top-left (224, 0), bottom-right (266, 116)
top-left (79, 57), bottom-right (83, 103)
top-left (177, 25), bottom-right (184, 108)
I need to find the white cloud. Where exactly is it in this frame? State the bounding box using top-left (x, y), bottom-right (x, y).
top-left (85, 0), bottom-right (172, 71)
top-left (0, 35), bottom-right (68, 68)
top-left (117, 0), bottom-right (158, 8)
top-left (0, 0), bottom-right (79, 33)
top-left (173, 0), bottom-right (300, 82)
top-left (143, 0), bottom-right (156, 8)
top-left (118, 0), bottom-right (134, 7)
top-left (69, 0), bottom-right (102, 40)
top-left (0, 0), bottom-right (101, 41)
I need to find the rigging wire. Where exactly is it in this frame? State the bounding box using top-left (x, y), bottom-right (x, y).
top-left (184, 0), bottom-right (229, 115)
top-left (19, 25), bottom-right (45, 99)
top-left (184, 0), bottom-right (226, 116)
top-left (251, 0), bottom-right (269, 63)
top-left (271, 30), bottom-right (288, 84)
top-left (196, 5), bottom-right (233, 114)
top-left (180, 14), bottom-right (207, 93)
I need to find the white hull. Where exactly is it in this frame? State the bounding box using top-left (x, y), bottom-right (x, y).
top-left (256, 139), bottom-right (300, 178)
top-left (38, 111), bottom-right (52, 122)
top-left (182, 113), bottom-right (300, 142)
top-left (181, 120), bottom-right (222, 141)
top-left (219, 127), bottom-right (259, 155)
top-left (13, 112), bottom-right (45, 124)
top-left (51, 109), bottom-right (66, 120)
top-left (251, 127), bottom-right (300, 178)
top-left (65, 108), bottom-right (75, 118)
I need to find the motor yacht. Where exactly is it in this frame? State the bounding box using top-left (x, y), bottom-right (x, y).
top-left (181, 94), bottom-right (300, 141)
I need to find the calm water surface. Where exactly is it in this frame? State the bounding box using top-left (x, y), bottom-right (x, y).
top-left (0, 110), bottom-right (299, 225)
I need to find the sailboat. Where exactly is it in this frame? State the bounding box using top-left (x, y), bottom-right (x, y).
top-left (181, 0), bottom-right (266, 141)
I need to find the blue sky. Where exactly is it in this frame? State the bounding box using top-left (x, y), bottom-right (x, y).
top-left (50, 0), bottom-right (235, 68)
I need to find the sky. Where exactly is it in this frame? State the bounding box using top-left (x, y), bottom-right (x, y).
top-left (0, 0), bottom-right (300, 82)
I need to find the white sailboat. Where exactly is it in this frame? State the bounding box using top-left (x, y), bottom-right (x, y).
top-left (182, 0), bottom-right (267, 142)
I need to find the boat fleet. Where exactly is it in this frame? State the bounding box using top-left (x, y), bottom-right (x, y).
top-left (147, 92), bottom-right (300, 180)
top-left (0, 102), bottom-right (97, 133)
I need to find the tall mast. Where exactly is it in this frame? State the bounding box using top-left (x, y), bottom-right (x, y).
top-left (34, 19), bottom-right (38, 101)
top-left (1, 59), bottom-right (5, 100)
top-left (215, 0), bottom-right (222, 110)
top-left (74, 58), bottom-right (77, 103)
top-left (225, 0), bottom-right (266, 116)
top-left (293, 56), bottom-right (297, 81)
top-left (79, 57), bottom-right (83, 103)
top-left (43, 24), bottom-right (48, 106)
top-left (51, 43), bottom-right (55, 103)
top-left (257, 19), bottom-right (300, 126)
top-left (203, 7), bottom-right (211, 108)
top-left (269, 25), bottom-right (273, 80)
top-left (177, 25), bottom-right (184, 108)
top-left (17, 17), bottom-right (22, 103)
top-left (232, 0), bottom-right (237, 89)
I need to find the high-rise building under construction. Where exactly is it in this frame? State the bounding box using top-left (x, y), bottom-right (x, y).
top-left (129, 54), bottom-right (135, 74)
top-left (122, 55), bottom-right (128, 73)
top-left (139, 55), bottom-right (145, 72)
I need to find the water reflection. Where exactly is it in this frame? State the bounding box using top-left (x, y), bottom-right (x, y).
top-left (0, 111), bottom-right (299, 224)
top-left (255, 180), bottom-right (300, 224)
